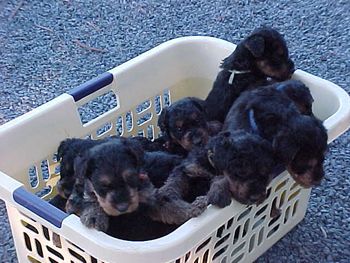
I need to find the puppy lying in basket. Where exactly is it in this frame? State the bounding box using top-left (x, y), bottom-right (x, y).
top-left (53, 136), bottom-right (207, 239)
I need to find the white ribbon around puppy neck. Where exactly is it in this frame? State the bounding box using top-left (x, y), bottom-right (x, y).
top-left (228, 69), bottom-right (251, 85)
top-left (207, 149), bottom-right (215, 168)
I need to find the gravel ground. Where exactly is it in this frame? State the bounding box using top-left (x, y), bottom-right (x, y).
top-left (0, 0), bottom-right (349, 262)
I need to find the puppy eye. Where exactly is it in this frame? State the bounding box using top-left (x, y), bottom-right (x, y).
top-left (100, 184), bottom-right (112, 192)
top-left (176, 127), bottom-right (183, 133)
top-left (125, 174), bottom-right (139, 188)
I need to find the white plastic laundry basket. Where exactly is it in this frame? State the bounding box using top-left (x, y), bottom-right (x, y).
top-left (0, 36), bottom-right (349, 263)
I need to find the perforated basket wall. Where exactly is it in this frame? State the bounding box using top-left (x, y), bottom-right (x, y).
top-left (1, 37), bottom-right (349, 263)
top-left (7, 172), bottom-right (308, 263)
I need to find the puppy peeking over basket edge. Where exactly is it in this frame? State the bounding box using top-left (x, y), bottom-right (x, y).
top-left (53, 136), bottom-right (206, 236)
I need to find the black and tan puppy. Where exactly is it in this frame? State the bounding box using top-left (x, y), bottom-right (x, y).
top-left (65, 137), bottom-right (204, 232)
top-left (205, 26), bottom-right (295, 122)
top-left (56, 137), bottom-right (112, 199)
top-left (56, 135), bottom-right (171, 201)
top-left (69, 138), bottom-right (152, 231)
top-left (156, 129), bottom-right (276, 209)
top-left (273, 116), bottom-right (328, 188)
top-left (205, 131), bottom-right (276, 207)
top-left (225, 83), bottom-right (328, 188)
top-left (158, 97), bottom-right (222, 155)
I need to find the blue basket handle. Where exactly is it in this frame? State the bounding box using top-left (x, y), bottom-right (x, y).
top-left (13, 187), bottom-right (68, 228)
top-left (69, 72), bottom-right (114, 102)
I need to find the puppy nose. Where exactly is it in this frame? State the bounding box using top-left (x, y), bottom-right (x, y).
top-left (116, 203), bottom-right (129, 213)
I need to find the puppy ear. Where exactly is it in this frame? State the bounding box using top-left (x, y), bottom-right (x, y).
top-left (207, 132), bottom-right (232, 171)
top-left (244, 35), bottom-right (265, 58)
top-left (189, 97), bottom-right (206, 113)
top-left (157, 107), bottom-right (169, 136)
top-left (123, 139), bottom-right (145, 167)
top-left (57, 138), bottom-right (73, 161)
top-left (272, 130), bottom-right (299, 164)
top-left (264, 113), bottom-right (281, 127)
top-left (73, 155), bottom-right (92, 179)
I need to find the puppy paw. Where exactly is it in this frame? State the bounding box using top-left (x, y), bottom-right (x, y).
top-left (207, 190), bottom-right (232, 208)
top-left (65, 197), bottom-right (83, 216)
top-left (80, 209), bottom-right (109, 232)
top-left (190, 196), bottom-right (208, 217)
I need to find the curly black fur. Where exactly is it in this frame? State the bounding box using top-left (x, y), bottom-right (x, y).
top-left (225, 83), bottom-right (328, 188)
top-left (205, 26), bottom-right (295, 122)
top-left (205, 131), bottom-right (276, 207)
top-left (66, 138), bottom-right (153, 231)
top-left (58, 135), bottom-right (203, 236)
top-left (56, 137), bottom-right (111, 198)
top-left (158, 97), bottom-right (214, 154)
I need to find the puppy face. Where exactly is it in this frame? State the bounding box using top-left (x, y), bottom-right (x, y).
top-left (158, 97), bottom-right (209, 151)
top-left (287, 151), bottom-right (325, 188)
top-left (76, 139), bottom-right (147, 216)
top-left (244, 27), bottom-right (295, 80)
top-left (207, 131), bottom-right (275, 205)
top-left (273, 116), bottom-right (328, 188)
top-left (227, 176), bottom-right (269, 205)
top-left (57, 137), bottom-right (111, 198)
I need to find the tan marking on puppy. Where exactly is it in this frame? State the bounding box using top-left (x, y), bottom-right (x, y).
top-left (287, 159), bottom-right (320, 188)
top-left (256, 60), bottom-right (291, 80)
top-left (170, 131), bottom-right (192, 151)
top-left (225, 173), bottom-right (267, 205)
top-left (94, 189), bottom-right (139, 216)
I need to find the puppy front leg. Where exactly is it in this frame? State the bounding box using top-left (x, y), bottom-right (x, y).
top-left (207, 175), bottom-right (232, 208)
top-left (79, 183), bottom-right (109, 232)
top-left (157, 168), bottom-right (191, 200)
top-left (65, 177), bottom-right (85, 216)
top-left (148, 195), bottom-right (207, 225)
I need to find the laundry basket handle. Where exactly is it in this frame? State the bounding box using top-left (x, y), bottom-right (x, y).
top-left (69, 72), bottom-right (114, 102)
top-left (13, 187), bottom-right (68, 228)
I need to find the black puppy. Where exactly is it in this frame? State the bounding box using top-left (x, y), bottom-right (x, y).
top-left (56, 135), bottom-right (171, 200)
top-left (205, 26), bottom-right (295, 122)
top-left (205, 131), bottom-right (276, 207)
top-left (225, 83), bottom-right (328, 188)
top-left (156, 129), bottom-right (276, 209)
top-left (67, 138), bottom-right (151, 231)
top-left (66, 137), bottom-right (204, 232)
top-left (142, 151), bottom-right (183, 188)
top-left (158, 96), bottom-right (222, 155)
top-left (56, 137), bottom-right (111, 199)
